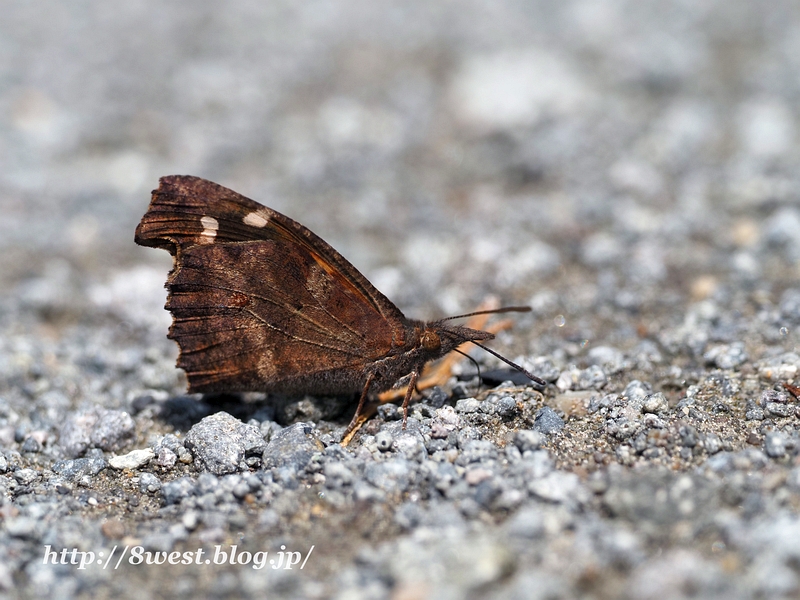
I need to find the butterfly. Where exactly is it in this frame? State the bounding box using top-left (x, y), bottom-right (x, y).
top-left (135, 175), bottom-right (544, 435)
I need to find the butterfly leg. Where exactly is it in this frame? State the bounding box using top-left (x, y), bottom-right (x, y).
top-left (400, 369), bottom-right (420, 430)
top-left (343, 372), bottom-right (375, 440)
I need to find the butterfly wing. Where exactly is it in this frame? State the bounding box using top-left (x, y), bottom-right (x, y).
top-left (135, 175), bottom-right (410, 395)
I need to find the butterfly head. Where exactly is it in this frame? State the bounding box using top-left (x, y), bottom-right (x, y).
top-left (420, 322), bottom-right (494, 357)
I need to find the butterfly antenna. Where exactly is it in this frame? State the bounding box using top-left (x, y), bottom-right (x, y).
top-left (438, 306), bottom-right (531, 323)
top-left (470, 341), bottom-right (547, 386)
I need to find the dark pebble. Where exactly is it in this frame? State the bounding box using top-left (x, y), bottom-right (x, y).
top-left (262, 422), bottom-right (323, 470)
top-left (533, 407), bottom-right (564, 434)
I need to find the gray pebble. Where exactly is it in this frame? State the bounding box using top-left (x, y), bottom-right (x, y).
top-left (642, 392), bottom-right (669, 414)
top-left (587, 346), bottom-right (625, 374)
top-left (765, 432), bottom-right (786, 458)
top-left (196, 472), bottom-right (220, 494)
top-left (141, 531), bottom-right (179, 553)
top-left (246, 474), bottom-right (263, 491)
top-left (155, 433), bottom-right (183, 452)
top-left (555, 368), bottom-right (577, 392)
top-left (58, 412), bottom-right (97, 458)
top-left (323, 462), bottom-right (354, 489)
top-left (6, 517), bottom-right (38, 539)
top-left (156, 447), bottom-right (178, 467)
top-left (704, 343), bottom-right (748, 369)
top-left (455, 398), bottom-right (481, 414)
top-left (177, 446), bottom-right (193, 464)
top-left (430, 406), bottom-right (461, 439)
top-left (20, 437), bottom-right (41, 453)
top-left (392, 430), bottom-right (427, 461)
top-left (765, 402), bottom-right (794, 418)
top-left (59, 408), bottom-right (135, 458)
top-left (425, 460), bottom-right (459, 492)
top-left (232, 481), bottom-right (250, 499)
top-left (375, 430), bottom-right (393, 452)
top-left (473, 478), bottom-right (503, 508)
top-left (184, 411), bottom-right (266, 475)
top-left (257, 509), bottom-right (280, 531)
top-left (490, 395), bottom-right (518, 418)
top-left (458, 440), bottom-right (497, 464)
top-left (139, 472), bottom-right (162, 493)
top-left (91, 409), bottom-right (136, 452)
top-left (457, 427), bottom-right (481, 449)
top-left (623, 380), bottom-right (652, 406)
top-left (260, 420), bottom-right (283, 442)
top-left (577, 365), bottom-right (607, 390)
top-left (527, 357), bottom-right (560, 382)
top-left (425, 387), bottom-right (449, 408)
top-left (182, 510), bottom-right (200, 531)
top-left (365, 459), bottom-right (412, 494)
top-left (162, 476), bottom-right (196, 505)
top-left (703, 434), bottom-right (723, 455)
top-left (513, 430), bottom-right (543, 453)
top-left (353, 480), bottom-right (386, 502)
top-left (533, 407), bottom-right (564, 434)
top-left (528, 472), bottom-right (583, 504)
top-left (52, 457), bottom-right (107, 480)
top-left (376, 403), bottom-right (401, 421)
top-left (262, 422), bottom-right (323, 470)
top-left (679, 425), bottom-right (698, 448)
top-left (506, 506), bottom-right (545, 539)
top-left (395, 502), bottom-right (424, 530)
top-left (760, 390), bottom-right (790, 406)
top-left (746, 407), bottom-right (765, 421)
top-left (13, 468), bottom-right (39, 485)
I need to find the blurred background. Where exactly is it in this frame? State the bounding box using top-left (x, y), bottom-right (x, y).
top-left (2, 4), bottom-right (800, 596)
top-left (1, 0), bottom-right (799, 331)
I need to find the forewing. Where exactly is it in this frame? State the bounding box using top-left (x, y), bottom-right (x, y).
top-left (135, 175), bottom-right (407, 393)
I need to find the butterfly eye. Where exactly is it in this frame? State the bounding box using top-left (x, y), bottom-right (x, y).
top-left (421, 330), bottom-right (441, 352)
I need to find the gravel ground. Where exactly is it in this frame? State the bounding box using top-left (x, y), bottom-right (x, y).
top-left (2, 1), bottom-right (800, 598)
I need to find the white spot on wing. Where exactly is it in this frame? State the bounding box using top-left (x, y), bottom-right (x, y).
top-left (199, 215), bottom-right (219, 244)
top-left (243, 210), bottom-right (270, 228)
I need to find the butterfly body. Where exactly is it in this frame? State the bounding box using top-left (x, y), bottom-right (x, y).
top-left (135, 176), bottom-right (498, 431)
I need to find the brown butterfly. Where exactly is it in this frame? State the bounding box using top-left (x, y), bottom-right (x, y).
top-left (135, 175), bottom-right (543, 435)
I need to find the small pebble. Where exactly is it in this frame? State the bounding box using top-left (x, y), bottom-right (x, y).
top-left (185, 412), bottom-right (266, 475)
top-left (108, 448), bottom-right (155, 470)
top-left (514, 430), bottom-right (543, 452)
top-left (139, 472), bottom-right (162, 493)
top-left (375, 430), bottom-right (393, 452)
top-left (262, 422), bottom-right (323, 470)
top-left (455, 398), bottom-right (481, 414)
top-left (13, 468), bottom-right (39, 485)
top-left (162, 477), bottom-right (196, 505)
top-left (533, 407), bottom-right (564, 434)
top-left (642, 392), bottom-right (669, 414)
top-left (765, 432), bottom-right (786, 458)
